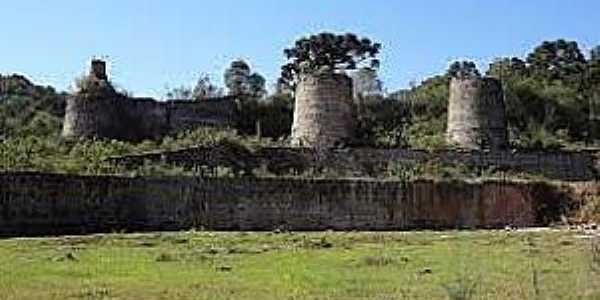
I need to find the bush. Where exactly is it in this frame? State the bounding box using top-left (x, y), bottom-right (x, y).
top-left (405, 118), bottom-right (449, 151)
top-left (575, 196), bottom-right (600, 223)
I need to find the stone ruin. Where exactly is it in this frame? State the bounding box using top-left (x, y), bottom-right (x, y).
top-left (62, 60), bottom-right (237, 141)
top-left (291, 73), bottom-right (355, 148)
top-left (63, 60), bottom-right (511, 151)
top-left (446, 74), bottom-right (509, 150)
top-left (90, 59), bottom-right (108, 80)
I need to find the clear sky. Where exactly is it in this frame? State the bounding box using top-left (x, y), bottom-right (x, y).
top-left (1, 0), bottom-right (599, 97)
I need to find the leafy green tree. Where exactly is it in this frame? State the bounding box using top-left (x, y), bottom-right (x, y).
top-left (526, 39), bottom-right (586, 83)
top-left (224, 60), bottom-right (251, 96)
top-left (224, 59), bottom-right (266, 98)
top-left (351, 67), bottom-right (383, 100)
top-left (247, 73), bottom-right (266, 98)
top-left (281, 32), bottom-right (381, 89)
top-left (447, 61), bottom-right (480, 78)
top-left (164, 85), bottom-right (192, 100)
top-left (192, 73), bottom-right (223, 100)
top-left (486, 57), bottom-right (527, 80)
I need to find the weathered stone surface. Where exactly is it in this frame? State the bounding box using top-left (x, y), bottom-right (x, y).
top-left (90, 59), bottom-right (107, 80)
top-left (447, 77), bottom-right (508, 150)
top-left (0, 172), bottom-right (572, 237)
top-left (291, 73), bottom-right (355, 148)
top-left (62, 60), bottom-right (238, 141)
top-left (62, 95), bottom-right (237, 141)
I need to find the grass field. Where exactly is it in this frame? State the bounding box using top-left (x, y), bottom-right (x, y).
top-left (0, 230), bottom-right (599, 300)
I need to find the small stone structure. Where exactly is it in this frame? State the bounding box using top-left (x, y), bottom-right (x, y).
top-left (447, 76), bottom-right (508, 150)
top-left (90, 59), bottom-right (108, 80)
top-left (291, 73), bottom-right (355, 148)
top-left (62, 60), bottom-right (237, 141)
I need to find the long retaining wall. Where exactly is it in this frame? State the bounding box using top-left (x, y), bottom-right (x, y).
top-left (0, 172), bottom-right (572, 237)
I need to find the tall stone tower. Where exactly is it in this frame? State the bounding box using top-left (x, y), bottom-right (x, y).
top-left (62, 59), bottom-right (119, 140)
top-left (291, 73), bottom-right (355, 148)
top-left (447, 76), bottom-right (508, 150)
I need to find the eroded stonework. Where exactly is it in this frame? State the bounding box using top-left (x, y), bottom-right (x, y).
top-left (62, 60), bottom-right (237, 141)
top-left (447, 76), bottom-right (508, 150)
top-left (0, 172), bottom-right (572, 236)
top-left (291, 73), bottom-right (355, 148)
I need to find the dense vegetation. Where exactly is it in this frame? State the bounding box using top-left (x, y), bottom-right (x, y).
top-left (2, 37), bottom-right (600, 175)
top-left (397, 39), bottom-right (600, 150)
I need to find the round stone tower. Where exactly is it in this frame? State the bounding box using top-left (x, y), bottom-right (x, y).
top-left (447, 76), bottom-right (508, 150)
top-left (62, 59), bottom-right (120, 140)
top-left (291, 73), bottom-right (355, 148)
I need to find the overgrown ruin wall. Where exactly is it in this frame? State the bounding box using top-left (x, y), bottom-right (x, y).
top-left (62, 95), bottom-right (237, 141)
top-left (447, 77), bottom-right (509, 150)
top-left (62, 60), bottom-right (238, 141)
top-left (109, 147), bottom-right (598, 182)
top-left (0, 172), bottom-right (572, 237)
top-left (291, 73), bottom-right (355, 148)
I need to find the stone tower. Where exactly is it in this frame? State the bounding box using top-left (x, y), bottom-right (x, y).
top-left (62, 59), bottom-right (119, 140)
top-left (90, 59), bottom-right (107, 80)
top-left (447, 76), bottom-right (508, 150)
top-left (291, 73), bottom-right (355, 148)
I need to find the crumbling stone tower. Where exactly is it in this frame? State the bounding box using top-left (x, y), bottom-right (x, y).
top-left (90, 59), bottom-right (108, 80)
top-left (447, 75), bottom-right (508, 150)
top-left (291, 73), bottom-right (355, 148)
top-left (62, 59), bottom-right (121, 140)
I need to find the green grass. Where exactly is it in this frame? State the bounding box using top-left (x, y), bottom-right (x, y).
top-left (0, 231), bottom-right (599, 299)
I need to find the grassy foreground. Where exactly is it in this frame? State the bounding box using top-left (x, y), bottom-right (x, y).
top-left (0, 230), bottom-right (599, 300)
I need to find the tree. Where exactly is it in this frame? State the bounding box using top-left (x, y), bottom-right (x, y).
top-left (164, 85), bottom-right (192, 100)
top-left (526, 39), bottom-right (586, 82)
top-left (447, 61), bottom-right (480, 78)
top-left (592, 46), bottom-right (600, 62)
top-left (280, 32), bottom-right (381, 89)
top-left (486, 57), bottom-right (527, 80)
top-left (224, 60), bottom-right (251, 96)
top-left (192, 73), bottom-right (223, 100)
top-left (224, 59), bottom-right (266, 98)
top-left (351, 67), bottom-right (383, 100)
top-left (247, 73), bottom-right (266, 98)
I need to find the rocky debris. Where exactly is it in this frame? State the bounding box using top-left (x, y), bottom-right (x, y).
top-left (569, 223), bottom-right (599, 236)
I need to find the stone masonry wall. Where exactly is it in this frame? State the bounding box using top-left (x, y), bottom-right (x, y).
top-left (447, 77), bottom-right (508, 150)
top-left (291, 73), bottom-right (355, 148)
top-left (0, 172), bottom-right (572, 237)
top-left (62, 95), bottom-right (237, 141)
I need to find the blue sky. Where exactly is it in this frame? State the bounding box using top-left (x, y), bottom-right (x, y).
top-left (1, 0), bottom-right (599, 97)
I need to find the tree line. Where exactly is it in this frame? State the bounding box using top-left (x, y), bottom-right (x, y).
top-left (3, 32), bottom-right (600, 150)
